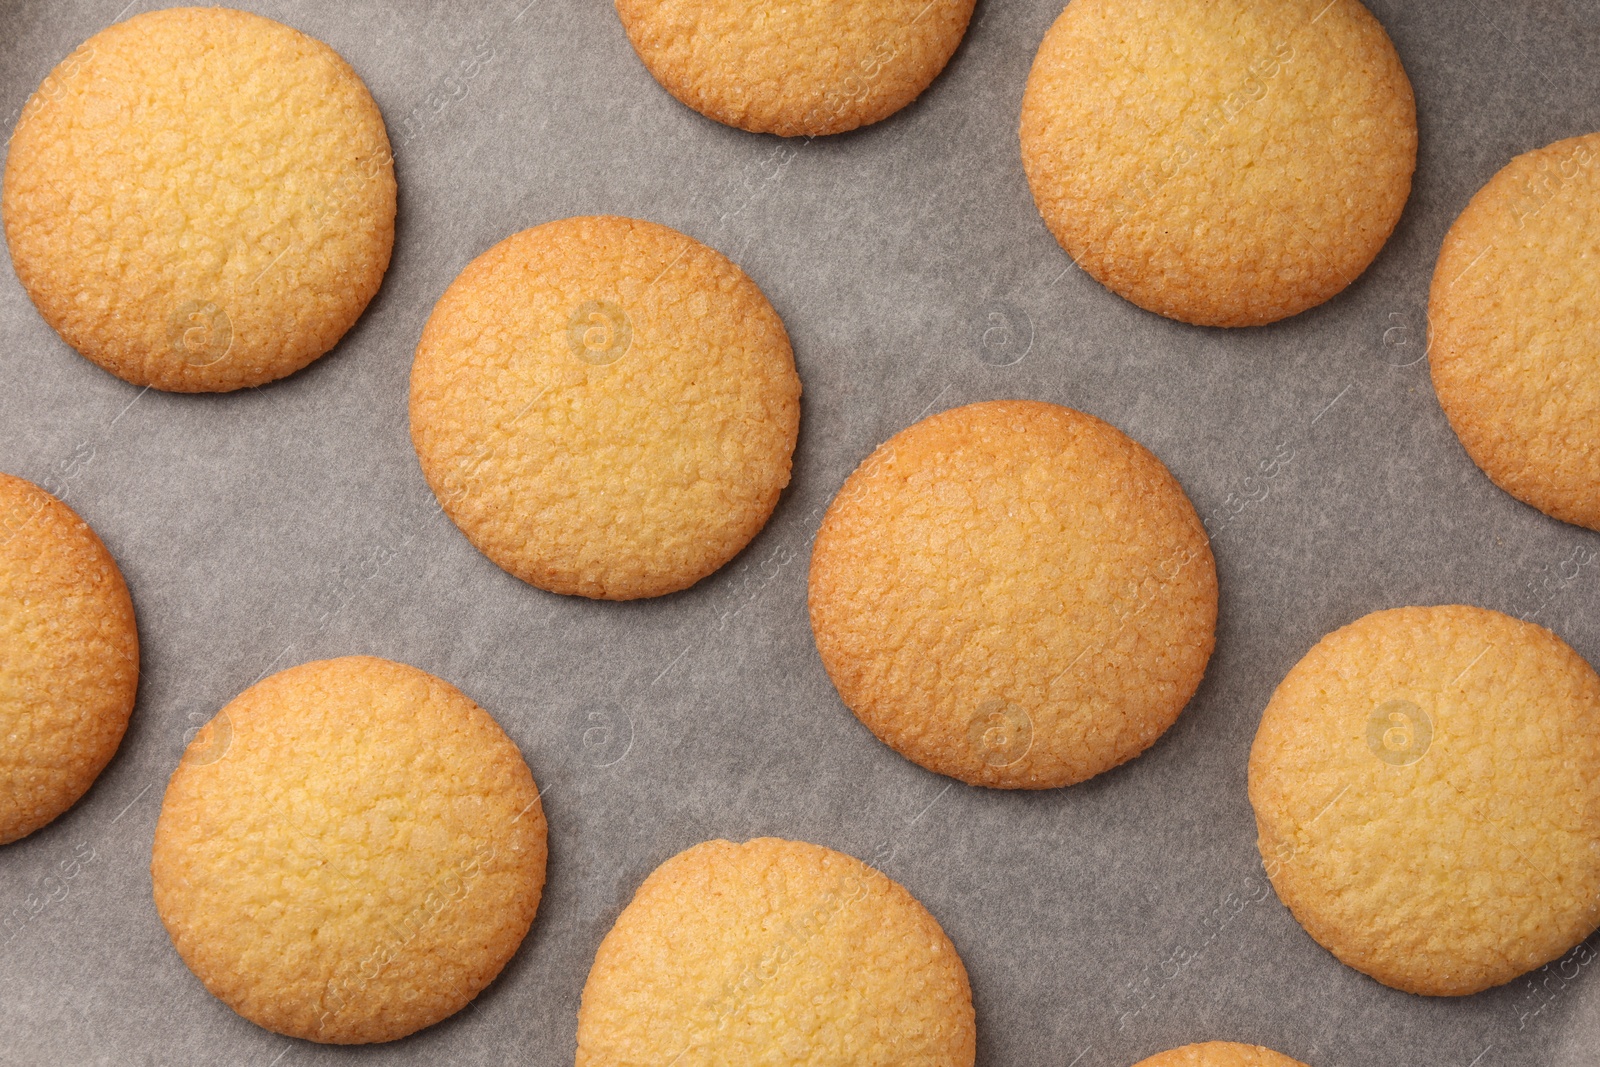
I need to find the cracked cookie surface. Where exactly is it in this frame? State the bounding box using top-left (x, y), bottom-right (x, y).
top-left (2, 7), bottom-right (394, 391)
top-left (1020, 0), bottom-right (1415, 326)
top-left (410, 215), bottom-right (800, 600)
top-left (152, 656), bottom-right (546, 1043)
top-left (0, 473), bottom-right (138, 844)
top-left (577, 837), bottom-right (975, 1067)
top-left (1429, 131), bottom-right (1600, 532)
top-left (809, 400), bottom-right (1217, 789)
top-left (1249, 605), bottom-right (1600, 995)
top-left (615, 0), bottom-right (975, 136)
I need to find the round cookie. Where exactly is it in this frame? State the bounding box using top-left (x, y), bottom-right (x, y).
top-left (1019, 0), bottom-right (1416, 327)
top-left (1429, 132), bottom-right (1600, 532)
top-left (808, 400), bottom-right (1217, 789)
top-left (410, 215), bottom-right (801, 600)
top-left (1134, 1043), bottom-right (1309, 1067)
top-left (614, 0), bottom-right (975, 136)
top-left (151, 656), bottom-right (547, 1043)
top-left (2, 7), bottom-right (395, 392)
top-left (576, 837), bottom-right (974, 1067)
top-left (0, 474), bottom-right (138, 844)
top-left (1249, 605), bottom-right (1600, 996)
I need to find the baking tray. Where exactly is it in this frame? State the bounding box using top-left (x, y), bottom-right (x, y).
top-left (2, 1), bottom-right (1598, 1064)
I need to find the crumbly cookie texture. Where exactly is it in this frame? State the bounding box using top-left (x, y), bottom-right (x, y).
top-left (1019, 0), bottom-right (1416, 327)
top-left (1429, 132), bottom-right (1600, 531)
top-left (2, 7), bottom-right (395, 391)
top-left (0, 473), bottom-right (138, 845)
top-left (1134, 1042), bottom-right (1310, 1067)
top-left (576, 837), bottom-right (975, 1067)
top-left (808, 400), bottom-right (1217, 789)
top-left (614, 0), bottom-right (975, 136)
top-left (1249, 605), bottom-right (1600, 996)
top-left (410, 215), bottom-right (801, 600)
top-left (151, 656), bottom-right (547, 1043)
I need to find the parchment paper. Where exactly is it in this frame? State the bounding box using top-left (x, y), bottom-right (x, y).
top-left (2, 1), bottom-right (1598, 1064)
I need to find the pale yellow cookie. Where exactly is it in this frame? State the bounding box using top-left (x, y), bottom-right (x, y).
top-left (2, 7), bottom-right (395, 391)
top-left (576, 837), bottom-right (975, 1067)
top-left (151, 656), bottom-right (547, 1043)
top-left (1249, 605), bottom-right (1600, 996)
top-left (1133, 1042), bottom-right (1310, 1067)
top-left (0, 473), bottom-right (138, 845)
top-left (614, 0), bottom-right (975, 136)
top-left (1019, 0), bottom-right (1416, 327)
top-left (410, 215), bottom-right (801, 600)
top-left (1429, 132), bottom-right (1600, 531)
top-left (808, 400), bottom-right (1217, 789)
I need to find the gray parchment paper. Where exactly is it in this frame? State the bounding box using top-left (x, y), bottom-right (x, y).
top-left (3, 1), bottom-right (1599, 1064)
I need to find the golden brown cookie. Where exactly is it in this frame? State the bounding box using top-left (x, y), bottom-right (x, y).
top-left (1019, 0), bottom-right (1416, 327)
top-left (576, 837), bottom-right (974, 1067)
top-left (0, 474), bottom-right (138, 845)
top-left (614, 0), bottom-right (975, 136)
top-left (410, 215), bottom-right (801, 600)
top-left (1429, 132), bottom-right (1600, 531)
top-left (2, 7), bottom-right (395, 392)
top-left (151, 656), bottom-right (547, 1043)
top-left (1249, 605), bottom-right (1600, 996)
top-left (1133, 1043), bottom-right (1309, 1067)
top-left (808, 400), bottom-right (1217, 789)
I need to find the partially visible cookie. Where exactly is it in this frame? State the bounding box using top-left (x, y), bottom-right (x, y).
top-left (1019, 0), bottom-right (1416, 327)
top-left (1249, 605), bottom-right (1600, 996)
top-left (576, 837), bottom-right (975, 1067)
top-left (614, 0), bottom-right (975, 136)
top-left (0, 474), bottom-right (138, 844)
top-left (2, 7), bottom-right (395, 392)
top-left (1134, 1043), bottom-right (1309, 1067)
top-left (1429, 132), bottom-right (1600, 531)
top-left (410, 215), bottom-right (801, 600)
top-left (808, 400), bottom-right (1217, 789)
top-left (151, 656), bottom-right (547, 1043)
